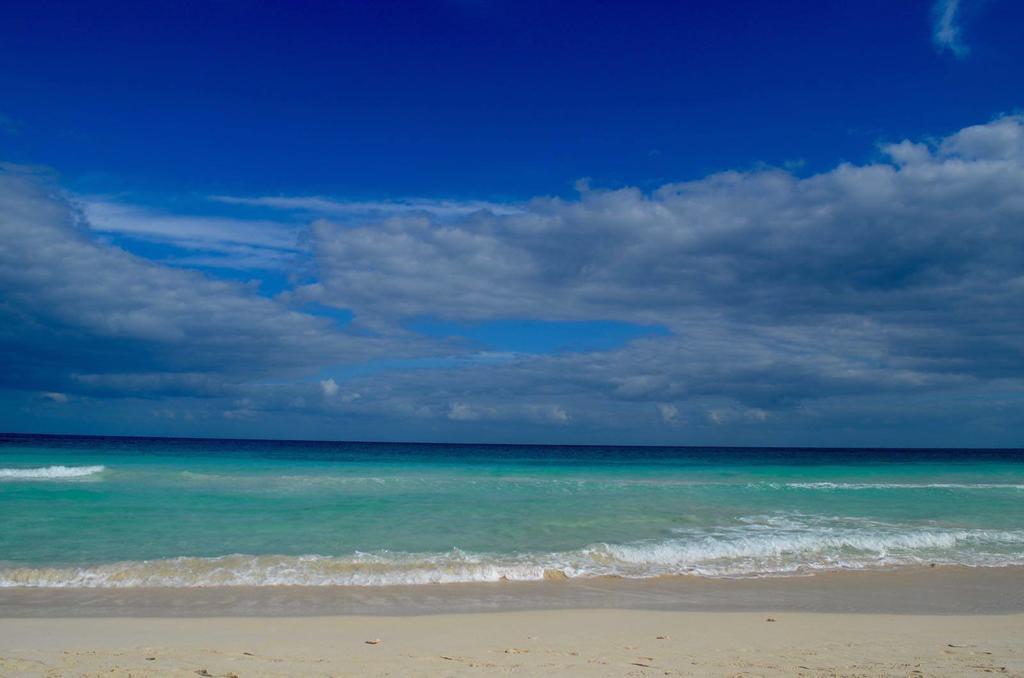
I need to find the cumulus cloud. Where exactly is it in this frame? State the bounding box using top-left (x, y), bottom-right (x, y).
top-left (305, 117), bottom-right (1024, 341)
top-left (303, 116), bottom-right (1024, 376)
top-left (0, 166), bottom-right (422, 401)
top-left (3, 116), bottom-right (1024, 442)
top-left (320, 378), bottom-right (339, 397)
top-left (657, 403), bottom-right (679, 423)
top-left (707, 407), bottom-right (768, 426)
top-left (261, 116), bottom-right (1024, 437)
top-left (447, 402), bottom-right (484, 421)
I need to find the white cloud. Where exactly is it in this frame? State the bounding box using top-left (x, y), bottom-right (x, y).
top-left (938, 115), bottom-right (1024, 160)
top-left (0, 167), bottom-right (422, 399)
top-left (443, 401), bottom-right (568, 424)
top-left (706, 407), bottom-right (767, 425)
top-left (532, 404), bottom-right (570, 424)
top-left (304, 116), bottom-right (1024, 348)
top-left (80, 199), bottom-right (305, 270)
top-left (4, 116), bottom-right (1024, 441)
top-left (210, 195), bottom-right (524, 219)
top-left (41, 392), bottom-right (68, 403)
top-left (932, 0), bottom-right (969, 58)
top-left (657, 403), bottom-right (679, 423)
top-left (448, 402), bottom-right (483, 421)
top-left (272, 116), bottom-right (1024, 432)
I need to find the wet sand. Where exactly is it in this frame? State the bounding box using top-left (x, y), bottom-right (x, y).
top-left (1, 566), bottom-right (1022, 617)
top-left (1, 568), bottom-right (1023, 676)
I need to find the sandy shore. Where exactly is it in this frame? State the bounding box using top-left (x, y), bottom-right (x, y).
top-left (4, 567), bottom-right (1023, 617)
top-left (3, 570), bottom-right (1023, 676)
top-left (1, 610), bottom-right (1022, 676)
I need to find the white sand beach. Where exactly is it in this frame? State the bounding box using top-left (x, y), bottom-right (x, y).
top-left (2, 609), bottom-right (1023, 676)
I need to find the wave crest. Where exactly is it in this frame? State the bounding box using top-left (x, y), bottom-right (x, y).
top-left (3, 522), bottom-right (1022, 588)
top-left (0, 465), bottom-right (106, 480)
top-left (778, 482), bottom-right (1024, 491)
top-left (0, 552), bottom-right (547, 588)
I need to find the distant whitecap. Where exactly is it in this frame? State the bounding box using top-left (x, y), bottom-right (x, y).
top-left (0, 465), bottom-right (106, 480)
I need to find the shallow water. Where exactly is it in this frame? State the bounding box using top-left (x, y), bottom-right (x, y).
top-left (1, 434), bottom-right (1022, 587)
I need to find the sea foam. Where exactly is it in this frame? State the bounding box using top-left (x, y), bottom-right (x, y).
top-left (0, 465), bottom-right (106, 480)
top-left (2, 523), bottom-right (1022, 588)
top-left (780, 482), bottom-right (1024, 491)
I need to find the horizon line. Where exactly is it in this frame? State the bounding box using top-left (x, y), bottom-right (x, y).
top-left (2, 430), bottom-right (1021, 452)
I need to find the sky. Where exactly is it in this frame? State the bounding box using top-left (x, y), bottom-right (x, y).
top-left (1, 0), bottom-right (1022, 446)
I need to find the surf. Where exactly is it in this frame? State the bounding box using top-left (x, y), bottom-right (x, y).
top-left (0, 465), bottom-right (106, 480)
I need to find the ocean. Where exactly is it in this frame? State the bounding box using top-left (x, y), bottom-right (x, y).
top-left (1, 434), bottom-right (1022, 588)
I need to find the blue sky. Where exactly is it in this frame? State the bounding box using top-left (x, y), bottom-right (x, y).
top-left (1, 0), bottom-right (1022, 445)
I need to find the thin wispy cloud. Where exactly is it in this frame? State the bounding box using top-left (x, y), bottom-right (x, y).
top-left (932, 0), bottom-right (969, 58)
top-left (80, 199), bottom-right (307, 270)
top-left (210, 195), bottom-right (524, 219)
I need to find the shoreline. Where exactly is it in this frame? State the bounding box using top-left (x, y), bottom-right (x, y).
top-left (4, 565), bottom-right (1022, 675)
top-left (2, 565), bottom-right (1022, 617)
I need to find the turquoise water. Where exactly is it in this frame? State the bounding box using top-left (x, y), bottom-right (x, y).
top-left (1, 434), bottom-right (1022, 587)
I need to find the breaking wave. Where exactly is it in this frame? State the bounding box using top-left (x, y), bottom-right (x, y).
top-left (0, 465), bottom-right (106, 480)
top-left (3, 521), bottom-right (1022, 588)
top-left (778, 482), bottom-right (1024, 491)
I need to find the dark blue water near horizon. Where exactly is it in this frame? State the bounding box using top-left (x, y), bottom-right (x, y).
top-left (3, 431), bottom-right (1022, 463)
